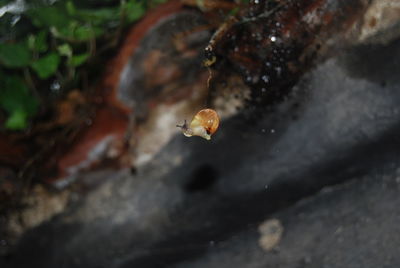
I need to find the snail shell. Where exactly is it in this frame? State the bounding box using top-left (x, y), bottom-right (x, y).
top-left (177, 109), bottom-right (220, 140)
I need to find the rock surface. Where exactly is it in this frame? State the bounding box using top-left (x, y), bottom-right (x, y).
top-left (174, 162), bottom-right (400, 268)
top-left (2, 21), bottom-right (400, 268)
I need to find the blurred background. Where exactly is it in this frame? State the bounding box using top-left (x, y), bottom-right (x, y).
top-left (1, 0), bottom-right (400, 267)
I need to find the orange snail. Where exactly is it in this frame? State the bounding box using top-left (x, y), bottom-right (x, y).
top-left (177, 109), bottom-right (220, 140)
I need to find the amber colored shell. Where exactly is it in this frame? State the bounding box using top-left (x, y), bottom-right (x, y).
top-left (178, 108), bottom-right (220, 140)
top-left (190, 109), bottom-right (220, 135)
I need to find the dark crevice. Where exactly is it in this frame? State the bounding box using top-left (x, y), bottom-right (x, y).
top-left (185, 164), bottom-right (219, 193)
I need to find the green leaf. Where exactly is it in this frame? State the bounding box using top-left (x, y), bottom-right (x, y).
top-left (125, 1), bottom-right (145, 23)
top-left (51, 21), bottom-right (77, 40)
top-left (76, 7), bottom-right (119, 26)
top-left (30, 53), bottom-right (60, 79)
top-left (68, 53), bottom-right (89, 67)
top-left (151, 0), bottom-right (168, 4)
top-left (0, 43), bottom-right (30, 68)
top-left (74, 25), bottom-right (97, 41)
top-left (66, 1), bottom-right (76, 16)
top-left (0, 75), bottom-right (28, 113)
top-left (27, 31), bottom-right (48, 53)
top-left (53, 22), bottom-right (103, 42)
top-left (5, 108), bottom-right (28, 130)
top-left (57, 43), bottom-right (72, 58)
top-left (0, 75), bottom-right (38, 130)
top-left (27, 6), bottom-right (70, 29)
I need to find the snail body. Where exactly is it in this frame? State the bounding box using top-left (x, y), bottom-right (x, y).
top-left (177, 109), bottom-right (219, 140)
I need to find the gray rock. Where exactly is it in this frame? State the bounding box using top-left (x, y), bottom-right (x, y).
top-left (3, 29), bottom-right (400, 268)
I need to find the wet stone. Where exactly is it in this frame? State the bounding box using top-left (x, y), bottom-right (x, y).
top-left (2, 17), bottom-right (400, 268)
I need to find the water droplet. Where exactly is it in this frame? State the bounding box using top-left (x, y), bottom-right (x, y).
top-left (270, 36), bottom-right (277, 42)
top-left (262, 75), bottom-right (269, 83)
top-left (50, 80), bottom-right (61, 92)
top-left (271, 129), bottom-right (275, 133)
top-left (275, 67), bottom-right (282, 76)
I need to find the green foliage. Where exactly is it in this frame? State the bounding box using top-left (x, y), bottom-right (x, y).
top-left (69, 53), bottom-right (89, 67)
top-left (75, 7), bottom-right (120, 26)
top-left (0, 75), bottom-right (38, 130)
top-left (52, 22), bottom-right (104, 42)
top-left (57, 43), bottom-right (73, 58)
top-left (124, 1), bottom-right (146, 23)
top-left (27, 6), bottom-right (70, 29)
top-left (0, 0), bottom-right (166, 130)
top-left (28, 31), bottom-right (48, 53)
top-left (153, 0), bottom-right (169, 4)
top-left (0, 43), bottom-right (31, 68)
top-left (31, 53), bottom-right (60, 79)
